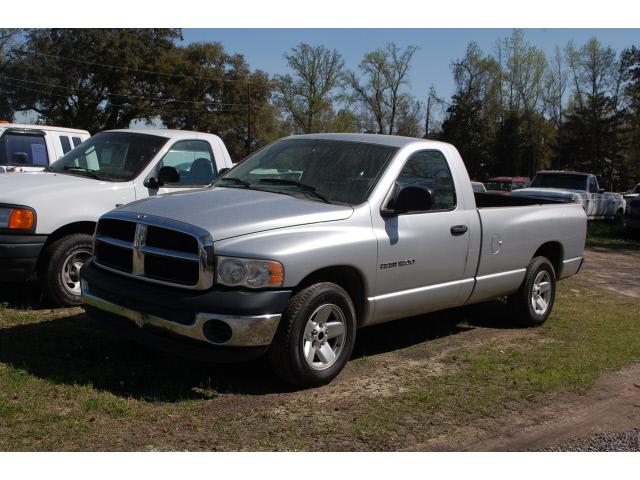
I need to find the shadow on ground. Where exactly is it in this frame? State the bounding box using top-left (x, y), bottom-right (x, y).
top-left (0, 281), bottom-right (48, 310)
top-left (0, 301), bottom-right (514, 401)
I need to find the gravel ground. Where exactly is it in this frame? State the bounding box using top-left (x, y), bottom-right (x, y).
top-left (543, 429), bottom-right (640, 452)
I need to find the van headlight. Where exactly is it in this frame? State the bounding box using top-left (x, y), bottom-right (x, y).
top-left (216, 256), bottom-right (284, 288)
top-left (0, 206), bottom-right (36, 231)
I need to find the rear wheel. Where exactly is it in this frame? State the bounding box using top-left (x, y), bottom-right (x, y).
top-left (268, 282), bottom-right (356, 388)
top-left (40, 233), bottom-right (93, 307)
top-left (508, 256), bottom-right (556, 327)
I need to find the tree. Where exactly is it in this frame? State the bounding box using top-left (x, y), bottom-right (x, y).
top-left (4, 28), bottom-right (181, 132)
top-left (274, 43), bottom-right (344, 133)
top-left (0, 29), bottom-right (19, 119)
top-left (346, 43), bottom-right (418, 135)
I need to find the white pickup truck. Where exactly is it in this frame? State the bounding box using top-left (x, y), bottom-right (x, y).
top-left (0, 128), bottom-right (232, 306)
top-left (0, 123), bottom-right (91, 173)
top-left (512, 170), bottom-right (626, 221)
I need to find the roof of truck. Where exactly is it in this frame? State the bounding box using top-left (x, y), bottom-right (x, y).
top-left (107, 128), bottom-right (223, 141)
top-left (536, 170), bottom-right (591, 176)
top-left (287, 133), bottom-right (450, 149)
top-left (0, 123), bottom-right (89, 134)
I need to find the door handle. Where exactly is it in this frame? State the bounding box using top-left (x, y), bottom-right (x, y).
top-left (450, 225), bottom-right (468, 236)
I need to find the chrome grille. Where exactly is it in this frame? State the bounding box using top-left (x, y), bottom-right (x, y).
top-left (93, 211), bottom-right (214, 289)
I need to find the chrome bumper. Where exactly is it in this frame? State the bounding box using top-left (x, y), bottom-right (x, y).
top-left (81, 281), bottom-right (281, 347)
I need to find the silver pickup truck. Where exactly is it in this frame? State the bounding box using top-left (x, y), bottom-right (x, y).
top-left (80, 134), bottom-right (587, 387)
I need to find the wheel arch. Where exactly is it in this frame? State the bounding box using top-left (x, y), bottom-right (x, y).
top-left (532, 241), bottom-right (563, 276)
top-left (295, 265), bottom-right (367, 326)
top-left (36, 221), bottom-right (96, 269)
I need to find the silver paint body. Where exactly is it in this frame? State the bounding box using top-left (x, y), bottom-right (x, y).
top-left (98, 134), bottom-right (586, 341)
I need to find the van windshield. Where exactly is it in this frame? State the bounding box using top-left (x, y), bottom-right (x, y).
top-left (216, 138), bottom-right (398, 205)
top-left (49, 132), bottom-right (168, 182)
top-left (531, 173), bottom-right (587, 191)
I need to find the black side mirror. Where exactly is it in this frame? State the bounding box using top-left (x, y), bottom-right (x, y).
top-left (381, 185), bottom-right (434, 217)
top-left (147, 166), bottom-right (180, 188)
top-left (216, 167), bottom-right (230, 178)
top-left (598, 188), bottom-right (605, 194)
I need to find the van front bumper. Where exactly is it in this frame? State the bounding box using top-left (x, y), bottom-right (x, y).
top-left (80, 260), bottom-right (292, 361)
top-left (0, 234), bottom-right (47, 282)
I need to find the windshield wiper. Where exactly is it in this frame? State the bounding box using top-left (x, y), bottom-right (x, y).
top-left (62, 166), bottom-right (103, 180)
top-left (257, 178), bottom-right (330, 203)
top-left (217, 176), bottom-right (252, 188)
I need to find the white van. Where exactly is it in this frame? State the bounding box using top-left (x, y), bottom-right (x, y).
top-left (0, 122), bottom-right (91, 173)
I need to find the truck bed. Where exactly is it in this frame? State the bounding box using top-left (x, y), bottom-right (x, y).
top-left (474, 192), bottom-right (571, 208)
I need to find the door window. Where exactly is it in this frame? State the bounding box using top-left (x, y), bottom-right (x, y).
top-left (0, 132), bottom-right (49, 166)
top-left (154, 140), bottom-right (217, 186)
top-left (59, 135), bottom-right (72, 154)
top-left (72, 136), bottom-right (82, 147)
top-left (394, 150), bottom-right (456, 211)
top-left (588, 177), bottom-right (598, 193)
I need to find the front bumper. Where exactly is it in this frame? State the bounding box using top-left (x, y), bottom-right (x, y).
top-left (80, 260), bottom-right (291, 356)
top-left (0, 233), bottom-right (47, 282)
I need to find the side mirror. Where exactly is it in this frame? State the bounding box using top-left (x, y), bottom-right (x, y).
top-left (598, 188), bottom-right (605, 194)
top-left (216, 167), bottom-right (230, 178)
top-left (381, 185), bottom-right (434, 217)
top-left (147, 166), bottom-right (180, 188)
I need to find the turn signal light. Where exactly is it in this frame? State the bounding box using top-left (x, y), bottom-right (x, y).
top-left (8, 209), bottom-right (35, 230)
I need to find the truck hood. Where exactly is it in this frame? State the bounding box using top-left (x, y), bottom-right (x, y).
top-left (0, 171), bottom-right (113, 205)
top-left (512, 188), bottom-right (584, 202)
top-left (117, 186), bottom-right (355, 241)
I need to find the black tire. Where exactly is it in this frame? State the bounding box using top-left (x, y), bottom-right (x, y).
top-left (507, 256), bottom-right (556, 327)
top-left (39, 233), bottom-right (93, 307)
top-left (268, 282), bottom-right (357, 388)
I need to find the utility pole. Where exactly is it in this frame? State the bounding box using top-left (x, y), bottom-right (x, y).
top-left (246, 80), bottom-right (252, 155)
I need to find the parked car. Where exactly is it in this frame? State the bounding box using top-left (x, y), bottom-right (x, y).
top-left (0, 128), bottom-right (232, 306)
top-left (484, 176), bottom-right (530, 194)
top-left (0, 122), bottom-right (90, 173)
top-left (471, 181), bottom-right (486, 193)
top-left (622, 183), bottom-right (640, 209)
top-left (512, 170), bottom-right (626, 221)
top-left (627, 196), bottom-right (640, 234)
top-left (80, 133), bottom-right (587, 387)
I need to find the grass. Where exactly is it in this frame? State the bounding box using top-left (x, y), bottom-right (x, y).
top-left (586, 220), bottom-right (640, 251)
top-left (1, 252), bottom-right (640, 450)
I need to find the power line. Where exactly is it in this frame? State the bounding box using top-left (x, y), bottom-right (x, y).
top-left (8, 44), bottom-right (258, 85)
top-left (0, 74), bottom-right (251, 108)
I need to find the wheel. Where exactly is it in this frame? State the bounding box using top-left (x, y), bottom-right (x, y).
top-left (40, 233), bottom-right (93, 307)
top-left (268, 282), bottom-right (356, 387)
top-left (507, 256), bottom-right (556, 327)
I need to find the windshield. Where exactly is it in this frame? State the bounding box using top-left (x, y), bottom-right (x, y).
top-left (0, 131), bottom-right (49, 167)
top-left (49, 132), bottom-right (168, 181)
top-left (531, 174), bottom-right (587, 190)
top-left (472, 182), bottom-right (486, 193)
top-left (216, 138), bottom-right (398, 205)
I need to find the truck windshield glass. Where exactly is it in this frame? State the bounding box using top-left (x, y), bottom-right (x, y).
top-left (531, 174), bottom-right (587, 190)
top-left (50, 132), bottom-right (168, 182)
top-left (216, 139), bottom-right (398, 205)
top-left (0, 131), bottom-right (48, 166)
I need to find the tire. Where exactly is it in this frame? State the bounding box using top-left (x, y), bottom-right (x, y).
top-left (39, 233), bottom-right (93, 307)
top-left (268, 282), bottom-right (357, 388)
top-left (507, 256), bottom-right (556, 327)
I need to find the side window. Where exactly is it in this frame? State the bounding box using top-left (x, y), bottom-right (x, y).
top-left (0, 133), bottom-right (48, 166)
top-left (72, 136), bottom-right (82, 147)
top-left (588, 177), bottom-right (598, 193)
top-left (395, 150), bottom-right (456, 211)
top-left (59, 135), bottom-right (72, 154)
top-left (155, 140), bottom-right (217, 186)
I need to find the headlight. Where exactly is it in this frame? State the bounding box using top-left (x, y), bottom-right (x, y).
top-left (0, 207), bottom-right (35, 230)
top-left (216, 256), bottom-right (284, 288)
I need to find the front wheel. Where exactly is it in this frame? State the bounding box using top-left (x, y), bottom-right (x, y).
top-left (508, 256), bottom-right (556, 327)
top-left (40, 233), bottom-right (93, 307)
top-left (268, 282), bottom-right (357, 387)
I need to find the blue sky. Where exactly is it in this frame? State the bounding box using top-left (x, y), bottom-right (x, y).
top-left (182, 28), bottom-right (640, 104)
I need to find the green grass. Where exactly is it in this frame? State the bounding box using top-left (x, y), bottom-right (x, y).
top-left (586, 221), bottom-right (640, 250)
top-left (1, 267), bottom-right (640, 450)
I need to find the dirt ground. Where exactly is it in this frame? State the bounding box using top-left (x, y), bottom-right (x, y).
top-left (417, 247), bottom-right (640, 451)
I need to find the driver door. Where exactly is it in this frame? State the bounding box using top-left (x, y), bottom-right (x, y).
top-left (144, 139), bottom-right (218, 197)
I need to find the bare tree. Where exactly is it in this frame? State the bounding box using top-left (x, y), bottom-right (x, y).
top-left (274, 43), bottom-right (344, 133)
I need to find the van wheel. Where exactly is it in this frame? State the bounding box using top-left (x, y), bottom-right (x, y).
top-left (268, 282), bottom-right (356, 388)
top-left (40, 233), bottom-right (93, 307)
top-left (508, 256), bottom-right (556, 327)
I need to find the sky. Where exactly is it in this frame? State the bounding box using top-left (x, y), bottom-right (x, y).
top-left (13, 28), bottom-right (640, 124)
top-left (182, 28), bottom-right (639, 106)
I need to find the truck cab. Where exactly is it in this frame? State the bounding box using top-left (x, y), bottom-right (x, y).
top-left (0, 123), bottom-right (90, 173)
top-left (0, 128), bottom-right (233, 306)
